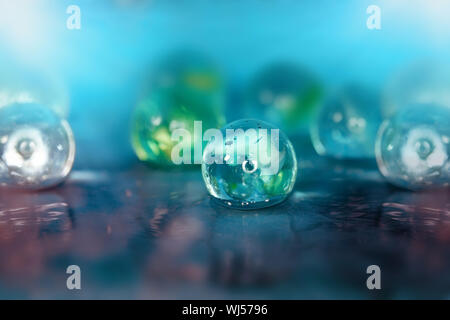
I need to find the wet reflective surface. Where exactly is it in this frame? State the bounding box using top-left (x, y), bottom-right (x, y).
top-left (0, 142), bottom-right (449, 299)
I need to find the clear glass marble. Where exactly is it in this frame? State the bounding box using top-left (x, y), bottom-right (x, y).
top-left (375, 103), bottom-right (450, 190)
top-left (0, 103), bottom-right (75, 189)
top-left (202, 119), bottom-right (297, 210)
top-left (245, 62), bottom-right (322, 133)
top-left (131, 51), bottom-right (225, 166)
top-left (310, 85), bottom-right (382, 159)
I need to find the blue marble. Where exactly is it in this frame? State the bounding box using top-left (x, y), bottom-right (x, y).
top-left (311, 85), bottom-right (382, 159)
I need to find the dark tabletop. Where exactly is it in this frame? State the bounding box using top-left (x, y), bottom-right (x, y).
top-left (0, 140), bottom-right (448, 299)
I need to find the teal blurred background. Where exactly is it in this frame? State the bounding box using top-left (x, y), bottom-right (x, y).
top-left (1, 0), bottom-right (450, 169)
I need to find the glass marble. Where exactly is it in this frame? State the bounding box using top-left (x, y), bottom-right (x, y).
top-left (310, 85), bottom-right (382, 159)
top-left (202, 119), bottom-right (297, 210)
top-left (131, 51), bottom-right (226, 166)
top-left (375, 103), bottom-right (450, 190)
top-left (245, 62), bottom-right (322, 133)
top-left (0, 103), bottom-right (75, 189)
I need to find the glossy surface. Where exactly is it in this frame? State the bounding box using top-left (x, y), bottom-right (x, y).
top-left (0, 103), bottom-right (75, 189)
top-left (0, 145), bottom-right (448, 299)
top-left (202, 119), bottom-right (297, 209)
top-left (376, 104), bottom-right (450, 190)
top-left (311, 85), bottom-right (382, 159)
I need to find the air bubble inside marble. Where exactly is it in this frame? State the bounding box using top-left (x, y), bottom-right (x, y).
top-left (375, 104), bottom-right (450, 190)
top-left (202, 119), bottom-right (297, 210)
top-left (0, 103), bottom-right (75, 189)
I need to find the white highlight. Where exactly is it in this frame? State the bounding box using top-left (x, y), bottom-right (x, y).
top-left (2, 127), bottom-right (49, 176)
top-left (401, 127), bottom-right (447, 175)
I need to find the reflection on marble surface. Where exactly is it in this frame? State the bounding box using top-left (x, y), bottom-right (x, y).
top-left (0, 147), bottom-right (449, 299)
